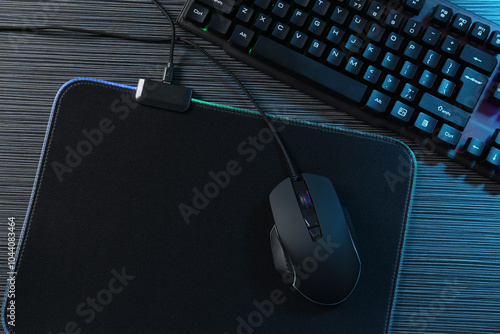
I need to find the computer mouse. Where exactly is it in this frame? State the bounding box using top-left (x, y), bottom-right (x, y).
top-left (269, 173), bottom-right (361, 305)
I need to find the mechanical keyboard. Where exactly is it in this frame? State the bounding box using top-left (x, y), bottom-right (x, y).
top-left (178, 0), bottom-right (500, 183)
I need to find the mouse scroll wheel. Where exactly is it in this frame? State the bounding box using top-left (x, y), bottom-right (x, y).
top-left (297, 190), bottom-right (313, 210)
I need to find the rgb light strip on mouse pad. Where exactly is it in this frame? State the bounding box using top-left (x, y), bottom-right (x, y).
top-left (2, 78), bottom-right (416, 334)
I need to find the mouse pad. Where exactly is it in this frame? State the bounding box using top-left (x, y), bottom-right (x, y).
top-left (2, 79), bottom-right (416, 334)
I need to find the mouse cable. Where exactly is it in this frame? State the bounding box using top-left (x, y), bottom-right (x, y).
top-left (0, 4), bottom-right (301, 181)
top-left (150, 0), bottom-right (176, 83)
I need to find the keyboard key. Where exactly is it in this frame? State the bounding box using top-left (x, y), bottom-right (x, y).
top-left (441, 36), bottom-right (460, 55)
top-left (485, 147), bottom-right (500, 168)
top-left (456, 67), bottom-right (488, 110)
top-left (442, 59), bottom-right (460, 78)
top-left (386, 32), bottom-right (404, 51)
top-left (404, 19), bottom-right (422, 38)
top-left (348, 0), bottom-right (366, 12)
top-left (272, 23), bottom-right (291, 41)
top-left (208, 14), bottom-right (232, 35)
top-left (488, 31), bottom-right (500, 53)
top-left (423, 50), bottom-right (441, 69)
top-left (386, 10), bottom-right (404, 29)
top-left (186, 3), bottom-right (210, 24)
top-left (326, 26), bottom-right (345, 44)
top-left (290, 30), bottom-right (309, 50)
top-left (422, 27), bottom-right (441, 46)
top-left (432, 5), bottom-right (453, 27)
top-left (419, 70), bottom-right (437, 89)
top-left (327, 48), bottom-right (345, 66)
top-left (493, 87), bottom-right (500, 104)
top-left (235, 5), bottom-right (254, 23)
top-left (390, 101), bottom-right (414, 123)
top-left (346, 57), bottom-right (364, 75)
top-left (490, 129), bottom-right (500, 148)
top-left (404, 41), bottom-right (423, 60)
top-left (199, 0), bottom-right (235, 14)
top-left (349, 15), bottom-right (367, 34)
top-left (312, 0), bottom-right (331, 16)
top-left (437, 79), bottom-right (456, 98)
top-left (366, 90), bottom-right (391, 113)
top-left (254, 13), bottom-right (272, 32)
top-left (413, 113), bottom-right (438, 136)
top-left (400, 61), bottom-right (418, 80)
top-left (382, 52), bottom-right (400, 71)
top-left (459, 45), bottom-right (498, 74)
top-left (367, 1), bottom-right (385, 20)
top-left (419, 93), bottom-right (470, 128)
top-left (331, 6), bottom-right (349, 26)
top-left (272, 0), bottom-right (290, 18)
top-left (363, 66), bottom-right (382, 84)
top-left (291, 9), bottom-right (308, 27)
top-left (492, 129), bottom-right (500, 147)
top-left (451, 13), bottom-right (472, 35)
top-left (255, 0), bottom-right (272, 10)
top-left (229, 25), bottom-right (255, 49)
top-left (469, 22), bottom-right (490, 44)
top-left (346, 35), bottom-right (363, 53)
top-left (464, 138), bottom-right (485, 157)
top-left (382, 75), bottom-right (400, 93)
top-left (309, 17), bottom-right (327, 35)
top-left (404, 0), bottom-right (426, 15)
top-left (251, 36), bottom-right (368, 103)
top-left (294, 0), bottom-right (311, 8)
top-left (436, 124), bottom-right (462, 148)
top-left (367, 23), bottom-right (385, 43)
top-left (401, 83), bottom-right (419, 102)
top-left (363, 43), bottom-right (381, 62)
top-left (308, 39), bottom-right (326, 58)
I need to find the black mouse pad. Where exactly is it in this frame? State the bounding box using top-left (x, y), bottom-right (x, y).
top-left (2, 79), bottom-right (416, 334)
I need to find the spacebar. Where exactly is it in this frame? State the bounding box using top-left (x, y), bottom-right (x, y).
top-left (251, 36), bottom-right (367, 104)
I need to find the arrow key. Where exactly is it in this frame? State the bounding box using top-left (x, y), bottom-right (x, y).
top-left (464, 137), bottom-right (485, 157)
top-left (485, 146), bottom-right (500, 168)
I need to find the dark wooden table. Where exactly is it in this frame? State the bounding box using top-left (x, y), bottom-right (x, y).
top-left (0, 0), bottom-right (499, 332)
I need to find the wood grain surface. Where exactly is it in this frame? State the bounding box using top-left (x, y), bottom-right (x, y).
top-left (0, 0), bottom-right (499, 333)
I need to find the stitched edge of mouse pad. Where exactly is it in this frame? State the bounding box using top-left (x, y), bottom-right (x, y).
top-left (2, 78), bottom-right (416, 334)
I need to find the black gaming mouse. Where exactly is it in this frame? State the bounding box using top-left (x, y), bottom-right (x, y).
top-left (269, 173), bottom-right (361, 305)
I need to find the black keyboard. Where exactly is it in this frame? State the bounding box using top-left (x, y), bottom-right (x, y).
top-left (178, 0), bottom-right (500, 183)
